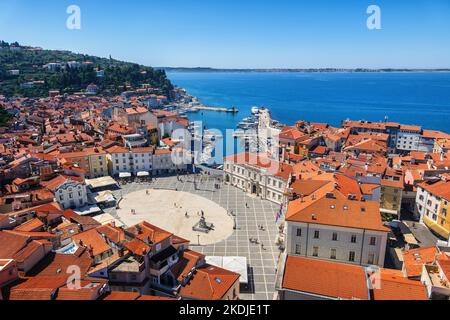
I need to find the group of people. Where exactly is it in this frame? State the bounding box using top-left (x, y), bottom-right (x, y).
top-left (174, 202), bottom-right (182, 209)
top-left (249, 238), bottom-right (267, 250)
top-left (184, 209), bottom-right (205, 219)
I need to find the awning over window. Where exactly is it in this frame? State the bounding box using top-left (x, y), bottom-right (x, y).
top-left (137, 171), bottom-right (149, 177)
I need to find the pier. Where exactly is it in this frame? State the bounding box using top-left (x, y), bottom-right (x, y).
top-left (190, 105), bottom-right (239, 113)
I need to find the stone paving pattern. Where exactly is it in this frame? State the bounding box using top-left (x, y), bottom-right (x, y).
top-left (105, 174), bottom-right (283, 300)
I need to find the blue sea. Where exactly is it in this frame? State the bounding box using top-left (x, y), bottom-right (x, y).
top-left (167, 72), bottom-right (450, 135)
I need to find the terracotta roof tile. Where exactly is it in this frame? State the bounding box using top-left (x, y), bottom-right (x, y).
top-left (282, 255), bottom-right (369, 300)
top-left (72, 229), bottom-right (112, 257)
top-left (402, 246), bottom-right (439, 278)
top-left (372, 269), bottom-right (428, 300)
top-left (286, 190), bottom-right (388, 232)
top-left (179, 264), bottom-right (239, 300)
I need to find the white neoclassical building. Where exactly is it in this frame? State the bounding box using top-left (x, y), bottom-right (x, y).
top-left (54, 179), bottom-right (88, 210)
top-left (223, 153), bottom-right (292, 204)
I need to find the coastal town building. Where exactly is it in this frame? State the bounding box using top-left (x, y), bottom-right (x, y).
top-left (223, 153), bottom-right (293, 204)
top-left (41, 175), bottom-right (88, 210)
top-left (380, 168), bottom-right (404, 217)
top-left (421, 251), bottom-right (450, 300)
top-left (57, 148), bottom-right (108, 179)
top-left (343, 120), bottom-right (450, 154)
top-left (415, 178), bottom-right (450, 239)
top-left (277, 255), bottom-right (428, 300)
top-left (2, 43), bottom-right (450, 302)
top-left (112, 106), bottom-right (158, 128)
top-left (285, 181), bottom-right (389, 267)
top-left (434, 139), bottom-right (450, 154)
top-left (107, 146), bottom-right (154, 177)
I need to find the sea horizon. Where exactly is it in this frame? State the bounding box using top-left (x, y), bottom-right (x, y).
top-left (167, 71), bottom-right (450, 135)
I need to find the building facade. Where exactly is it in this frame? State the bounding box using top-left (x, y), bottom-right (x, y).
top-left (223, 154), bottom-right (292, 204)
top-left (54, 179), bottom-right (88, 210)
top-left (416, 179), bottom-right (450, 239)
top-left (285, 221), bottom-right (388, 267)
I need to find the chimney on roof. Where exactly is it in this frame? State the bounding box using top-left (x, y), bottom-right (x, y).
top-left (311, 214), bottom-right (317, 220)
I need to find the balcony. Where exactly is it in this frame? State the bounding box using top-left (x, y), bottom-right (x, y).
top-left (149, 260), bottom-right (169, 277)
top-left (149, 246), bottom-right (178, 276)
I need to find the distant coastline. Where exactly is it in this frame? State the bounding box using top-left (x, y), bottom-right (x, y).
top-left (162, 67), bottom-right (450, 73)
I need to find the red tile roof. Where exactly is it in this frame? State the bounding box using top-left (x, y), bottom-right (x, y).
top-left (96, 224), bottom-right (125, 244)
top-left (418, 180), bottom-right (450, 201)
top-left (225, 153), bottom-right (293, 180)
top-left (286, 190), bottom-right (389, 232)
top-left (9, 275), bottom-right (68, 300)
top-left (179, 264), bottom-right (239, 300)
top-left (372, 269), bottom-right (428, 300)
top-left (102, 291), bottom-right (140, 300)
top-left (56, 279), bottom-right (107, 300)
top-left (137, 295), bottom-right (176, 300)
top-left (72, 228), bottom-right (112, 257)
top-left (282, 255), bottom-right (369, 300)
top-left (13, 218), bottom-right (44, 232)
top-left (171, 249), bottom-right (205, 282)
top-left (0, 231), bottom-right (29, 259)
top-left (126, 221), bottom-right (172, 245)
top-left (27, 250), bottom-right (92, 277)
top-left (402, 246), bottom-right (439, 278)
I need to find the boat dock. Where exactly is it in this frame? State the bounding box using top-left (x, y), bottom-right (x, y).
top-left (190, 105), bottom-right (239, 113)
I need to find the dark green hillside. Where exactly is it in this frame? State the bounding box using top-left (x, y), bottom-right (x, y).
top-left (0, 40), bottom-right (173, 98)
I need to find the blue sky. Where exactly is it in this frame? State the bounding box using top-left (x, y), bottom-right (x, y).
top-left (0, 0), bottom-right (449, 68)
